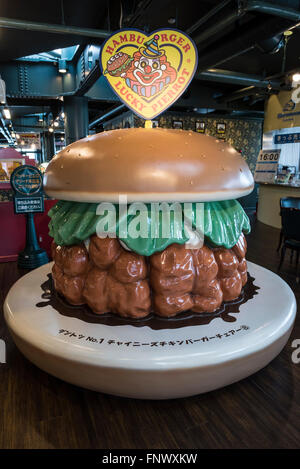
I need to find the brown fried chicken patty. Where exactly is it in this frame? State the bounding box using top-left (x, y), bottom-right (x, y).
top-left (51, 233), bottom-right (247, 319)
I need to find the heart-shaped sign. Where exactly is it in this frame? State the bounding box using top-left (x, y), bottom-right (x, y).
top-left (100, 29), bottom-right (198, 120)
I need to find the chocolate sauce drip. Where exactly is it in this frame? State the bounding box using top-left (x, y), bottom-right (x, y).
top-left (36, 273), bottom-right (259, 330)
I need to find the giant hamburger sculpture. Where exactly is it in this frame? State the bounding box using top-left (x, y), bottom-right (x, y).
top-left (4, 28), bottom-right (296, 401)
top-left (44, 128), bottom-right (254, 319)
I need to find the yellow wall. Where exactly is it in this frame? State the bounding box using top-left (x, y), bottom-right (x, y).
top-left (264, 90), bottom-right (300, 132)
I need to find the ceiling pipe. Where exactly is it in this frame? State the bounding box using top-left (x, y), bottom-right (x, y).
top-left (193, 10), bottom-right (245, 45)
top-left (186, 0), bottom-right (232, 35)
top-left (0, 17), bottom-right (110, 39)
top-left (126, 0), bottom-right (153, 27)
top-left (197, 15), bottom-right (293, 72)
top-left (217, 85), bottom-right (266, 103)
top-left (196, 69), bottom-right (282, 89)
top-left (193, 1), bottom-right (300, 45)
top-left (246, 1), bottom-right (300, 22)
top-left (89, 104), bottom-right (126, 128)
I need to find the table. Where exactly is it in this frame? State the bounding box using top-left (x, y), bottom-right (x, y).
top-left (0, 219), bottom-right (299, 449)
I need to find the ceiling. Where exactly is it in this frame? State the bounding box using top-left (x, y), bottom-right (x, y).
top-left (0, 0), bottom-right (108, 61)
top-left (1, 0), bottom-right (300, 143)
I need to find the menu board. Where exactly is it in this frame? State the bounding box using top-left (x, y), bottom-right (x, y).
top-left (17, 133), bottom-right (41, 150)
top-left (254, 149), bottom-right (281, 184)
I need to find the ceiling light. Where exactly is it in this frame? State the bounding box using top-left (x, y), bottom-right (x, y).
top-left (168, 17), bottom-right (176, 24)
top-left (3, 107), bottom-right (11, 119)
top-left (292, 72), bottom-right (300, 82)
top-left (58, 59), bottom-right (67, 74)
top-left (61, 112), bottom-right (65, 119)
top-left (49, 127), bottom-right (54, 133)
top-left (53, 121), bottom-right (59, 127)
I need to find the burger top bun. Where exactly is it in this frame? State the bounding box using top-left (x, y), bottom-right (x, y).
top-left (44, 128), bottom-right (254, 202)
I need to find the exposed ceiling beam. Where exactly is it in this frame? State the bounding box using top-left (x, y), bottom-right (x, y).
top-left (197, 15), bottom-right (294, 72)
top-left (75, 63), bottom-right (101, 97)
top-left (192, 1), bottom-right (300, 45)
top-left (89, 105), bottom-right (126, 128)
top-left (0, 16), bottom-right (110, 39)
top-left (246, 1), bottom-right (300, 22)
top-left (186, 0), bottom-right (232, 35)
top-left (196, 68), bottom-right (282, 89)
top-left (125, 0), bottom-right (153, 26)
top-left (7, 97), bottom-right (58, 107)
top-left (217, 85), bottom-right (267, 103)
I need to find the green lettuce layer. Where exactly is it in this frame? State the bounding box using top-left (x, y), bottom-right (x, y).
top-left (48, 200), bottom-right (250, 256)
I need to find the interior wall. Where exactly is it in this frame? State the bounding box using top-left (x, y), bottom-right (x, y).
top-left (134, 113), bottom-right (263, 175)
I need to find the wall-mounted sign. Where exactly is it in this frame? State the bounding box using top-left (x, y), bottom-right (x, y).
top-left (172, 120), bottom-right (183, 129)
top-left (17, 133), bottom-right (41, 150)
top-left (274, 132), bottom-right (300, 144)
top-left (195, 121), bottom-right (205, 133)
top-left (217, 122), bottom-right (226, 134)
top-left (100, 29), bottom-right (198, 120)
top-left (10, 165), bottom-right (44, 214)
top-left (254, 149), bottom-right (281, 184)
top-left (264, 90), bottom-right (300, 132)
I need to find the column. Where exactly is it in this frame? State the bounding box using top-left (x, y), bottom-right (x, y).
top-left (64, 96), bottom-right (89, 145)
top-left (43, 131), bottom-right (55, 161)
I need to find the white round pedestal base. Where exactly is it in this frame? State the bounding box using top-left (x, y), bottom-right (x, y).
top-left (4, 261), bottom-right (296, 399)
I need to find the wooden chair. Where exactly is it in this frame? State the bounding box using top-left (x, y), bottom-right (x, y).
top-left (278, 206), bottom-right (300, 282)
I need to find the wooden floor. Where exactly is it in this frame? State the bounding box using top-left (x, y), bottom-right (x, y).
top-left (0, 219), bottom-right (299, 449)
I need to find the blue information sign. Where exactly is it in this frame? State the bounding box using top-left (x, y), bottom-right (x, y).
top-left (10, 164), bottom-right (48, 268)
top-left (10, 165), bottom-right (44, 214)
top-left (274, 133), bottom-right (300, 144)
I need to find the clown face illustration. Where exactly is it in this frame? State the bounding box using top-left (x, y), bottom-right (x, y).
top-left (125, 52), bottom-right (177, 98)
top-left (133, 56), bottom-right (166, 86)
top-left (105, 35), bottom-right (177, 99)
